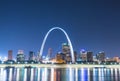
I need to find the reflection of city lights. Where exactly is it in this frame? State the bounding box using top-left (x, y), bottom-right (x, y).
top-left (75, 68), bottom-right (78, 81)
top-left (70, 68), bottom-right (73, 81)
top-left (24, 68), bottom-right (27, 81)
top-left (42, 68), bottom-right (48, 81)
top-left (9, 68), bottom-right (12, 81)
top-left (44, 68), bottom-right (48, 81)
top-left (111, 68), bottom-right (113, 80)
top-left (115, 68), bottom-right (118, 80)
top-left (51, 68), bottom-right (54, 81)
top-left (119, 69), bottom-right (120, 76)
top-left (16, 68), bottom-right (20, 81)
top-left (93, 68), bottom-right (96, 81)
top-left (30, 68), bottom-right (34, 81)
top-left (0, 68), bottom-right (6, 81)
top-left (81, 68), bottom-right (85, 81)
top-left (99, 68), bottom-right (101, 81)
top-left (37, 68), bottom-right (40, 81)
top-left (88, 68), bottom-right (90, 81)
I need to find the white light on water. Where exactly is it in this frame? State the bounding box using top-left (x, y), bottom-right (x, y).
top-left (111, 68), bottom-right (113, 80)
top-left (69, 68), bottom-right (73, 81)
top-left (115, 68), bottom-right (118, 81)
top-left (88, 68), bottom-right (90, 81)
top-left (75, 68), bottom-right (78, 81)
top-left (98, 68), bottom-right (101, 81)
top-left (30, 68), bottom-right (34, 81)
top-left (81, 68), bottom-right (85, 81)
top-left (16, 68), bottom-right (20, 81)
top-left (0, 68), bottom-right (4, 81)
top-left (37, 68), bottom-right (40, 81)
top-left (24, 68), bottom-right (27, 81)
top-left (51, 68), bottom-right (54, 81)
top-left (9, 68), bottom-right (12, 81)
top-left (3, 68), bottom-right (6, 81)
top-left (42, 68), bottom-right (48, 81)
top-left (93, 68), bottom-right (96, 81)
top-left (119, 69), bottom-right (120, 76)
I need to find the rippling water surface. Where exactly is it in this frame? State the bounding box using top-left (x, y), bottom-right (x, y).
top-left (0, 67), bottom-right (120, 81)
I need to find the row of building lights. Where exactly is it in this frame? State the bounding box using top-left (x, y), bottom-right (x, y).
top-left (0, 43), bottom-right (120, 64)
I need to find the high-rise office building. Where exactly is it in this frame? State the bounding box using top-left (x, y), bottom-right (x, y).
top-left (29, 51), bottom-right (35, 61)
top-left (93, 56), bottom-right (98, 62)
top-left (62, 43), bottom-right (71, 62)
top-left (16, 50), bottom-right (25, 62)
top-left (96, 51), bottom-right (105, 62)
top-left (46, 48), bottom-right (52, 59)
top-left (8, 50), bottom-right (13, 60)
top-left (80, 49), bottom-right (87, 61)
top-left (80, 53), bottom-right (87, 61)
top-left (53, 52), bottom-right (65, 63)
top-left (56, 53), bottom-right (62, 61)
top-left (73, 51), bottom-right (77, 62)
top-left (87, 51), bottom-right (93, 62)
top-left (62, 43), bottom-right (70, 55)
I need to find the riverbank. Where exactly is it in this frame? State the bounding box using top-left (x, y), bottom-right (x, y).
top-left (0, 64), bottom-right (120, 68)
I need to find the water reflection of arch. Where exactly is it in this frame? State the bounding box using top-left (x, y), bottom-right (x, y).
top-left (39, 27), bottom-right (75, 63)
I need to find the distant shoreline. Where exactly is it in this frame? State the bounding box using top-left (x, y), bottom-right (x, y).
top-left (0, 64), bottom-right (119, 68)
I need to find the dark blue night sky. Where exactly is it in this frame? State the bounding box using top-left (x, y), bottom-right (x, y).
top-left (0, 0), bottom-right (120, 58)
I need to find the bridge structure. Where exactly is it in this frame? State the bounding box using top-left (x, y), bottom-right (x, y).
top-left (39, 27), bottom-right (75, 63)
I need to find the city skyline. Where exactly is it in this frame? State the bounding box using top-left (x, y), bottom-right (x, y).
top-left (0, 1), bottom-right (120, 58)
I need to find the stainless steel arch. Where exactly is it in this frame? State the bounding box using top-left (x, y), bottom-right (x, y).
top-left (39, 27), bottom-right (75, 63)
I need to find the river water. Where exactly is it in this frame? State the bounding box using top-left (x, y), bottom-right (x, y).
top-left (0, 67), bottom-right (120, 81)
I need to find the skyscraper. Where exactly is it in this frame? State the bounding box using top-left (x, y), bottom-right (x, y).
top-left (29, 51), bottom-right (35, 61)
top-left (96, 51), bottom-right (105, 62)
top-left (46, 48), bottom-right (52, 59)
top-left (80, 49), bottom-right (87, 61)
top-left (62, 43), bottom-right (71, 62)
top-left (62, 43), bottom-right (70, 55)
top-left (16, 50), bottom-right (25, 62)
top-left (87, 51), bottom-right (93, 62)
top-left (8, 50), bottom-right (13, 60)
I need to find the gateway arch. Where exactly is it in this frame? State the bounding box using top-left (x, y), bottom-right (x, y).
top-left (39, 27), bottom-right (75, 63)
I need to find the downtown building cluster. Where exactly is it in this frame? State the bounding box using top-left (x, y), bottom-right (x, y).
top-left (1, 43), bottom-right (120, 64)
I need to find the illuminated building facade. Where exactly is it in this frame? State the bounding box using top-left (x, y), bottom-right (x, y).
top-left (16, 50), bottom-right (25, 62)
top-left (8, 50), bottom-right (13, 60)
top-left (96, 51), bottom-right (105, 62)
top-left (52, 53), bottom-right (65, 63)
top-left (62, 43), bottom-right (70, 55)
top-left (29, 51), bottom-right (35, 61)
top-left (62, 43), bottom-right (71, 62)
top-left (87, 51), bottom-right (93, 62)
top-left (80, 49), bottom-right (87, 61)
top-left (74, 51), bottom-right (77, 62)
top-left (56, 53), bottom-right (62, 61)
top-left (113, 57), bottom-right (120, 62)
top-left (47, 48), bottom-right (52, 59)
